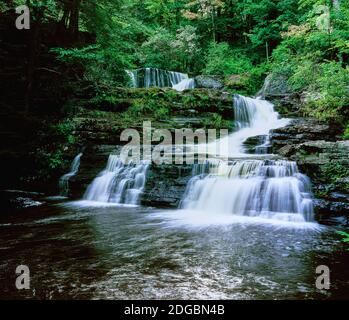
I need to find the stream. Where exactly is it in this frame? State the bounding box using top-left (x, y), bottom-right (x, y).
top-left (0, 200), bottom-right (348, 299)
top-left (0, 88), bottom-right (348, 300)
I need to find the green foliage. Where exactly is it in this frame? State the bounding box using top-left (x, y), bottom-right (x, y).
top-left (343, 124), bottom-right (349, 140)
top-left (321, 163), bottom-right (349, 181)
top-left (319, 162), bottom-right (349, 193)
top-left (337, 231), bottom-right (349, 251)
top-left (202, 42), bottom-right (253, 76)
top-left (299, 62), bottom-right (349, 122)
top-left (51, 120), bottom-right (76, 146)
top-left (138, 25), bottom-right (200, 72)
top-left (269, 1), bottom-right (349, 123)
top-left (203, 114), bottom-right (233, 130)
top-left (47, 149), bottom-right (64, 170)
top-left (202, 42), bottom-right (270, 94)
top-left (120, 97), bottom-right (171, 125)
top-left (52, 44), bottom-right (131, 87)
top-left (9, 0), bottom-right (349, 124)
top-left (35, 146), bottom-right (65, 176)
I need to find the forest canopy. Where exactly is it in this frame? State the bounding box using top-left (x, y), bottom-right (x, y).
top-left (2, 0), bottom-right (349, 124)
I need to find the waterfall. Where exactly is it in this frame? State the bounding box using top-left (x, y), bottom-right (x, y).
top-left (207, 95), bottom-right (289, 157)
top-left (180, 160), bottom-right (314, 222)
top-left (126, 68), bottom-right (189, 89)
top-left (180, 95), bottom-right (315, 224)
top-left (83, 155), bottom-right (149, 205)
top-left (172, 78), bottom-right (196, 92)
top-left (126, 70), bottom-right (137, 88)
top-left (59, 153), bottom-right (83, 196)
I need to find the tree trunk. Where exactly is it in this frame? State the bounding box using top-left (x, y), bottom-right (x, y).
top-left (333, 0), bottom-right (340, 10)
top-left (25, 1), bottom-right (39, 113)
top-left (68, 0), bottom-right (81, 39)
top-left (211, 9), bottom-right (216, 42)
top-left (60, 3), bottom-right (70, 29)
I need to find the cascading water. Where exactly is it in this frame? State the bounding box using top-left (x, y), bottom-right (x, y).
top-left (172, 78), bottom-right (196, 92)
top-left (83, 155), bottom-right (149, 205)
top-left (179, 95), bottom-right (315, 224)
top-left (180, 160), bottom-right (314, 222)
top-left (59, 153), bottom-right (83, 196)
top-left (206, 95), bottom-right (289, 157)
top-left (126, 67), bottom-right (196, 91)
top-left (126, 68), bottom-right (189, 88)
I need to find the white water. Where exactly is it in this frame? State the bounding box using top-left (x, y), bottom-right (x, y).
top-left (59, 153), bottom-right (83, 196)
top-left (207, 95), bottom-right (289, 157)
top-left (180, 160), bottom-right (314, 223)
top-left (127, 68), bottom-right (189, 88)
top-left (172, 78), bottom-right (196, 91)
top-left (83, 155), bottom-right (149, 205)
top-left (177, 95), bottom-right (315, 225)
top-left (126, 67), bottom-right (196, 91)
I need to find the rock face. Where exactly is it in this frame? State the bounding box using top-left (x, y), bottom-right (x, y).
top-left (259, 74), bottom-right (291, 97)
top-left (258, 74), bottom-right (301, 116)
top-left (194, 75), bottom-right (224, 90)
top-left (271, 119), bottom-right (349, 216)
top-left (142, 164), bottom-right (192, 208)
top-left (259, 75), bottom-right (349, 217)
top-left (271, 118), bottom-right (342, 152)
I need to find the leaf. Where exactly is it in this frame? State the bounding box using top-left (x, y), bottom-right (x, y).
top-left (337, 231), bottom-right (349, 238)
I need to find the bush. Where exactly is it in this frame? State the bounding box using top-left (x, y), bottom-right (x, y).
top-left (343, 124), bottom-right (349, 140)
top-left (52, 45), bottom-right (131, 88)
top-left (202, 42), bottom-right (253, 76)
top-left (138, 26), bottom-right (201, 72)
top-left (301, 62), bottom-right (349, 122)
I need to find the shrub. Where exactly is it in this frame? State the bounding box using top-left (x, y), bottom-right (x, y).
top-left (343, 124), bottom-right (349, 140)
top-left (202, 42), bottom-right (253, 76)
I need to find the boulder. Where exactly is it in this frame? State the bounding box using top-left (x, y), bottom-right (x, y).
top-left (258, 74), bottom-right (300, 116)
top-left (142, 164), bottom-right (193, 208)
top-left (194, 75), bottom-right (224, 90)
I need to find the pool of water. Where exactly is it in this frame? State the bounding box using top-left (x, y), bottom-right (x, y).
top-left (0, 199), bottom-right (348, 300)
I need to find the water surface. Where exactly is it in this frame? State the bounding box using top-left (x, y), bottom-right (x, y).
top-left (0, 200), bottom-right (348, 300)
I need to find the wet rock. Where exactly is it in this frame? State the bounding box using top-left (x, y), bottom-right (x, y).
top-left (0, 190), bottom-right (45, 212)
top-left (65, 145), bottom-right (193, 208)
top-left (243, 135), bottom-right (269, 154)
top-left (270, 118), bottom-right (342, 151)
top-left (194, 75), bottom-right (224, 90)
top-left (257, 74), bottom-right (301, 116)
top-left (259, 74), bottom-right (291, 97)
top-left (314, 198), bottom-right (349, 217)
top-left (68, 145), bottom-right (121, 198)
top-left (142, 164), bottom-right (193, 208)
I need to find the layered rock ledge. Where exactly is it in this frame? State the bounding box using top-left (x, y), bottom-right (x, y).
top-left (271, 119), bottom-right (349, 216)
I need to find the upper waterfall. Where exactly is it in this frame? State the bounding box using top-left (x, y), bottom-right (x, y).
top-left (127, 68), bottom-right (189, 88)
top-left (127, 68), bottom-right (196, 91)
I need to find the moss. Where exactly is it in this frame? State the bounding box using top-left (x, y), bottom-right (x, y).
top-left (202, 113), bottom-right (234, 130)
top-left (316, 163), bottom-right (349, 195)
top-left (343, 123), bottom-right (349, 140)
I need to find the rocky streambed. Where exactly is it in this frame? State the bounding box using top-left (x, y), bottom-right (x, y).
top-left (1, 86), bottom-right (348, 219)
top-left (61, 117), bottom-right (349, 219)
